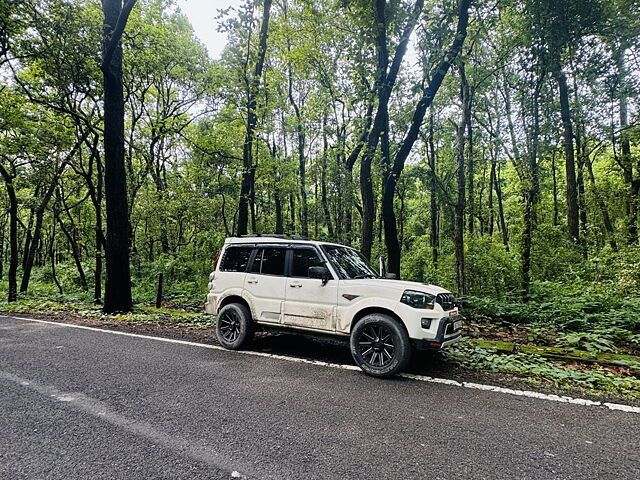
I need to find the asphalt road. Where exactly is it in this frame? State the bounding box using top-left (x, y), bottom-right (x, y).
top-left (1, 315), bottom-right (639, 480)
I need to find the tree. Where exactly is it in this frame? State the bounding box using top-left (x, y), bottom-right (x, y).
top-left (102, 0), bottom-right (137, 313)
top-left (237, 0), bottom-right (272, 235)
top-left (525, 0), bottom-right (605, 244)
top-left (381, 0), bottom-right (472, 278)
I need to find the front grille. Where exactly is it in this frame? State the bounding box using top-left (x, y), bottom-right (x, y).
top-left (436, 293), bottom-right (456, 311)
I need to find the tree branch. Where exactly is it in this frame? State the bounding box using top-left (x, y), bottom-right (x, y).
top-left (102, 0), bottom-right (138, 73)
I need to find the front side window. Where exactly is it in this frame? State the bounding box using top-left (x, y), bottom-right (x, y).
top-left (251, 248), bottom-right (286, 276)
top-left (322, 245), bottom-right (377, 279)
top-left (220, 246), bottom-right (252, 272)
top-left (291, 248), bottom-right (325, 277)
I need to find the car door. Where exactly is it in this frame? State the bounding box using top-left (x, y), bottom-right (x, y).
top-left (283, 246), bottom-right (338, 331)
top-left (243, 246), bottom-right (287, 324)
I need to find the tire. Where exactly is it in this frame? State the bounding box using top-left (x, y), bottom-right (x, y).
top-left (216, 303), bottom-right (254, 350)
top-left (350, 314), bottom-right (411, 377)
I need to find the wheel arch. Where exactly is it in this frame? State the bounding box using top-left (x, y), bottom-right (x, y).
top-left (350, 307), bottom-right (408, 336)
top-left (218, 295), bottom-right (251, 315)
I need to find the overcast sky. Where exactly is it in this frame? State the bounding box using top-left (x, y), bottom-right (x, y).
top-left (176, 1), bottom-right (420, 68)
top-left (177, 0), bottom-right (243, 59)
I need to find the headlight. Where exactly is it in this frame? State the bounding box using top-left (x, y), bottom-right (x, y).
top-left (400, 290), bottom-right (435, 309)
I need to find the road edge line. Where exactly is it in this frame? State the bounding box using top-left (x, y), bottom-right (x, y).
top-left (5, 314), bottom-right (639, 414)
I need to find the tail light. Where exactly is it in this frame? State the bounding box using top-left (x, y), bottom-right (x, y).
top-left (213, 247), bottom-right (223, 270)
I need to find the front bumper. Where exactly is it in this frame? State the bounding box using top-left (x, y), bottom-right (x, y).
top-left (413, 314), bottom-right (463, 350)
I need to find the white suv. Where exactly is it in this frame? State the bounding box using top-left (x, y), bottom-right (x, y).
top-left (205, 235), bottom-right (462, 377)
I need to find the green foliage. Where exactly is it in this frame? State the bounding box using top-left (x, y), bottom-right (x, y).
top-left (556, 332), bottom-right (616, 353)
top-left (464, 236), bottom-right (520, 297)
top-left (463, 278), bottom-right (640, 355)
top-left (447, 343), bottom-right (640, 400)
top-left (530, 224), bottom-right (585, 282)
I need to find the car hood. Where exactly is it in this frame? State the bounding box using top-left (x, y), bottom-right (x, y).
top-left (344, 278), bottom-right (451, 296)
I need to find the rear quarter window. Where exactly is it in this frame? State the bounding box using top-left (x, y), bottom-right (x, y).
top-left (250, 247), bottom-right (286, 276)
top-left (220, 246), bottom-right (253, 272)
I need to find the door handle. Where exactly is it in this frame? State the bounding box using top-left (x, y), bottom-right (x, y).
top-left (289, 281), bottom-right (302, 288)
top-left (247, 277), bottom-right (258, 284)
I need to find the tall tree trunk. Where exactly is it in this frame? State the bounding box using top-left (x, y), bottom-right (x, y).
top-left (22, 207), bottom-right (34, 271)
top-left (487, 157), bottom-right (496, 236)
top-left (428, 112), bottom-right (439, 268)
top-left (268, 139), bottom-right (284, 235)
top-left (550, 56), bottom-right (579, 243)
top-left (455, 119), bottom-right (466, 295)
top-left (522, 74), bottom-right (543, 299)
top-left (360, 0), bottom-right (391, 259)
top-left (321, 120), bottom-right (334, 238)
top-left (94, 144), bottom-right (105, 304)
top-left (74, 135), bottom-right (105, 303)
top-left (552, 150), bottom-right (559, 226)
top-left (460, 63), bottom-right (474, 235)
top-left (288, 193), bottom-right (295, 232)
top-left (274, 192), bottom-right (284, 234)
top-left (0, 165), bottom-right (18, 301)
top-left (55, 195), bottom-right (88, 290)
top-left (102, 0), bottom-right (137, 313)
top-left (49, 223), bottom-right (63, 295)
top-left (381, 0), bottom-right (471, 276)
top-left (584, 153), bottom-right (618, 251)
top-left (360, 0), bottom-right (424, 259)
top-left (344, 104), bottom-right (372, 245)
top-left (237, 0), bottom-right (271, 235)
top-left (496, 164), bottom-right (509, 251)
top-left (343, 169), bottom-right (354, 244)
top-left (614, 45), bottom-right (637, 244)
top-left (574, 121), bottom-right (588, 243)
top-left (289, 94), bottom-right (307, 237)
top-left (155, 272), bottom-right (163, 308)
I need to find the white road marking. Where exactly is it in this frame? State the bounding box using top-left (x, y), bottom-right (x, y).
top-left (4, 315), bottom-right (640, 415)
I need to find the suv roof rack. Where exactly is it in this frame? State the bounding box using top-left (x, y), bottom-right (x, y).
top-left (238, 233), bottom-right (311, 241)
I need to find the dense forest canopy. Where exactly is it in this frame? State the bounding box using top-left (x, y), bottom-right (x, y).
top-left (0, 0), bottom-right (639, 310)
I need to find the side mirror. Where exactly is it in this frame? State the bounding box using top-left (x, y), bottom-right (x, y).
top-left (309, 266), bottom-right (331, 285)
top-left (384, 273), bottom-right (397, 280)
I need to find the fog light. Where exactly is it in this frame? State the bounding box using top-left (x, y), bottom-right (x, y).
top-left (421, 318), bottom-right (432, 329)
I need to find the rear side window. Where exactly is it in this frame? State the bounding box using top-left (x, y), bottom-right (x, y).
top-left (219, 246), bottom-right (252, 272)
top-left (251, 248), bottom-right (286, 276)
top-left (291, 248), bottom-right (325, 277)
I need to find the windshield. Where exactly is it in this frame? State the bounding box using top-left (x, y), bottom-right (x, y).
top-left (322, 245), bottom-right (378, 279)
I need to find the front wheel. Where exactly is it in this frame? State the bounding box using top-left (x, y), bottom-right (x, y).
top-left (216, 303), bottom-right (254, 350)
top-left (350, 314), bottom-right (411, 377)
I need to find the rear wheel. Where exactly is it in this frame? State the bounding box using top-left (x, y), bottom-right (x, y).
top-left (216, 303), bottom-right (254, 350)
top-left (350, 314), bottom-right (411, 377)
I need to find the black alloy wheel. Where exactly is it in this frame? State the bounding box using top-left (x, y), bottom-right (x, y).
top-left (216, 303), bottom-right (254, 350)
top-left (350, 313), bottom-right (411, 377)
top-left (218, 308), bottom-right (242, 343)
top-left (358, 324), bottom-right (396, 368)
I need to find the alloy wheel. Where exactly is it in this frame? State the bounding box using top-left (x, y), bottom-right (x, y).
top-left (218, 309), bottom-right (241, 343)
top-left (358, 324), bottom-right (395, 368)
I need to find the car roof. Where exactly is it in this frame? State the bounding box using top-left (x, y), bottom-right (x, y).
top-left (224, 236), bottom-right (349, 249)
